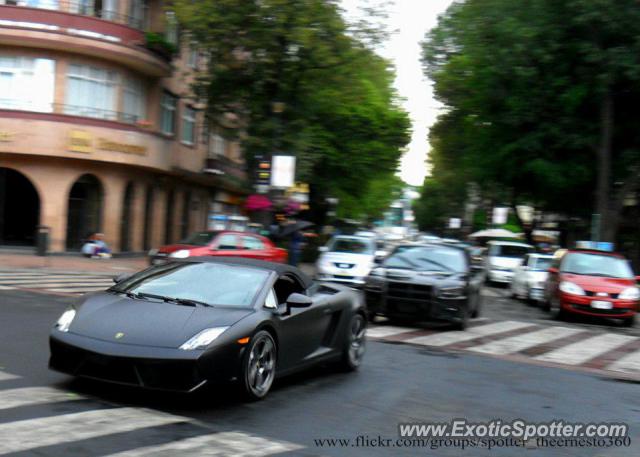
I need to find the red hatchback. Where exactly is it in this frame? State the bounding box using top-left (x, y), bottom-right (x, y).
top-left (149, 231), bottom-right (287, 265)
top-left (545, 249), bottom-right (639, 326)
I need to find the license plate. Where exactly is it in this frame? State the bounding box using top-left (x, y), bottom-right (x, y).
top-left (591, 300), bottom-right (612, 310)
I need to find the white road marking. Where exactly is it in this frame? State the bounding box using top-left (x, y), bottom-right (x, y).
top-left (104, 431), bottom-right (304, 457)
top-left (405, 321), bottom-right (534, 347)
top-left (0, 371), bottom-right (19, 381)
top-left (468, 326), bottom-right (584, 355)
top-left (366, 326), bottom-right (415, 339)
top-left (606, 349), bottom-right (640, 375)
top-left (0, 408), bottom-right (184, 454)
top-left (0, 387), bottom-right (84, 410)
top-left (535, 333), bottom-right (638, 365)
top-left (48, 287), bottom-right (110, 293)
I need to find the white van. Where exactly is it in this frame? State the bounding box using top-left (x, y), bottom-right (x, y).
top-left (485, 241), bottom-right (534, 284)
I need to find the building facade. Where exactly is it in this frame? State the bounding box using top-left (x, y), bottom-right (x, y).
top-left (0, 0), bottom-right (248, 253)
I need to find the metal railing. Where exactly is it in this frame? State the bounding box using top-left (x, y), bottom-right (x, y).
top-left (0, 0), bottom-right (148, 29)
top-left (0, 99), bottom-right (141, 124)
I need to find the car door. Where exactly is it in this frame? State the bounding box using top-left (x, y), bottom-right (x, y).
top-left (211, 233), bottom-right (239, 257)
top-left (271, 275), bottom-right (334, 370)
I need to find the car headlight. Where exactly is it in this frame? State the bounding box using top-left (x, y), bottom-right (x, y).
top-left (559, 281), bottom-right (585, 296)
top-left (169, 249), bottom-right (190, 259)
top-left (370, 267), bottom-right (386, 277)
top-left (619, 287), bottom-right (640, 300)
top-left (179, 327), bottom-right (229, 350)
top-left (148, 248), bottom-right (158, 256)
top-left (55, 308), bottom-right (76, 332)
top-left (439, 286), bottom-right (465, 299)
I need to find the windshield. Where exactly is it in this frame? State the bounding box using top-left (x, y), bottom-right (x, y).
top-left (385, 246), bottom-right (467, 273)
top-left (560, 252), bottom-right (634, 279)
top-left (328, 238), bottom-right (374, 255)
top-left (489, 244), bottom-right (531, 258)
top-left (180, 231), bottom-right (218, 246)
top-left (530, 257), bottom-right (553, 271)
top-left (111, 262), bottom-right (268, 307)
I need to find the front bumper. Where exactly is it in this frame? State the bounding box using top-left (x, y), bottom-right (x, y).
top-left (558, 293), bottom-right (637, 318)
top-left (488, 269), bottom-right (514, 283)
top-left (365, 282), bottom-right (467, 323)
top-left (49, 331), bottom-right (242, 392)
top-left (529, 287), bottom-right (545, 301)
top-left (316, 270), bottom-right (366, 286)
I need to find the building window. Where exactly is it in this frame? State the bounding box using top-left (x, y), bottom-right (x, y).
top-left (128, 0), bottom-right (147, 28)
top-left (122, 77), bottom-right (146, 123)
top-left (165, 11), bottom-right (178, 46)
top-left (65, 64), bottom-right (118, 120)
top-left (160, 92), bottom-right (177, 135)
top-left (69, 0), bottom-right (119, 21)
top-left (0, 56), bottom-right (55, 112)
top-left (208, 133), bottom-right (225, 158)
top-left (14, 1), bottom-right (58, 10)
top-left (181, 106), bottom-right (196, 145)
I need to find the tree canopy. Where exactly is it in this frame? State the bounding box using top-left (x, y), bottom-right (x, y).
top-left (173, 0), bottom-right (410, 222)
top-left (417, 0), bottom-right (640, 242)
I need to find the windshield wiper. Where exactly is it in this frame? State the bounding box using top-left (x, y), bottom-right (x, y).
top-left (169, 297), bottom-right (214, 308)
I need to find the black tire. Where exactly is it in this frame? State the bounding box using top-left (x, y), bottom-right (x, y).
top-left (622, 315), bottom-right (636, 327)
top-left (241, 330), bottom-right (277, 401)
top-left (340, 313), bottom-right (367, 371)
top-left (471, 295), bottom-right (482, 318)
top-left (451, 305), bottom-right (470, 330)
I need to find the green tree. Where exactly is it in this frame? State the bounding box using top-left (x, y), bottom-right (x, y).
top-left (173, 0), bottom-right (410, 223)
top-left (422, 0), bottom-right (640, 242)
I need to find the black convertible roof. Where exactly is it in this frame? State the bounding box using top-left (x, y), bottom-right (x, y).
top-left (184, 256), bottom-right (313, 289)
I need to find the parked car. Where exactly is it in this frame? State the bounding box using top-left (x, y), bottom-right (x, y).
top-left (50, 258), bottom-right (366, 400)
top-left (544, 247), bottom-right (639, 326)
top-left (485, 241), bottom-right (534, 284)
top-left (315, 235), bottom-right (381, 287)
top-left (510, 253), bottom-right (554, 302)
top-left (148, 231), bottom-right (287, 265)
top-left (364, 243), bottom-right (483, 329)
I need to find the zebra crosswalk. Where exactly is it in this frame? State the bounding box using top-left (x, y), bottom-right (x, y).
top-left (0, 370), bottom-right (304, 456)
top-left (366, 320), bottom-right (640, 379)
top-left (0, 270), bottom-right (116, 295)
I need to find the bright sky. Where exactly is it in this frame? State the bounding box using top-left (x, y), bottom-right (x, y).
top-left (341, 0), bottom-right (454, 186)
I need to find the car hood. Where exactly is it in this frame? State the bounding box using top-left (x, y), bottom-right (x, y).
top-left (489, 256), bottom-right (523, 269)
top-left (321, 252), bottom-right (374, 265)
top-left (560, 273), bottom-right (635, 293)
top-left (380, 269), bottom-right (464, 287)
top-left (69, 293), bottom-right (252, 348)
top-left (525, 271), bottom-right (548, 284)
top-left (158, 244), bottom-right (200, 254)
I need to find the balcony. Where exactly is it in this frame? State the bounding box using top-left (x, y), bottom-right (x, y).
top-left (205, 155), bottom-right (248, 181)
top-left (0, 2), bottom-right (170, 77)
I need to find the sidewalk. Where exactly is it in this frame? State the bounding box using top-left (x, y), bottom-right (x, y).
top-left (0, 253), bottom-right (316, 276)
top-left (0, 253), bottom-right (148, 274)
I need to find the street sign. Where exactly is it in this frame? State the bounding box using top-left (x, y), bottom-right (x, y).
top-left (271, 155), bottom-right (296, 188)
top-left (449, 218), bottom-right (461, 229)
top-left (492, 207), bottom-right (509, 225)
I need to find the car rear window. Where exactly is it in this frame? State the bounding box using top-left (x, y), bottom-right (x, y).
top-left (489, 244), bottom-right (531, 258)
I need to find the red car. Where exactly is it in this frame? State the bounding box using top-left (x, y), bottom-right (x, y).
top-left (149, 231), bottom-right (287, 264)
top-left (544, 248), bottom-right (639, 326)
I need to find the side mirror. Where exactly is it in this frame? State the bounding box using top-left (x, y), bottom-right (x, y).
top-left (286, 293), bottom-right (313, 308)
top-left (548, 267), bottom-right (558, 274)
top-left (318, 246), bottom-right (328, 253)
top-left (113, 272), bottom-right (133, 284)
top-left (636, 275), bottom-right (640, 283)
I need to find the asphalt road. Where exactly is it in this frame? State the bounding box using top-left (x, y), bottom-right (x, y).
top-left (1, 287), bottom-right (639, 456)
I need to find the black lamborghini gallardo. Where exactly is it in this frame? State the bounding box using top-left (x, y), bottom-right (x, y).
top-left (50, 258), bottom-right (366, 400)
